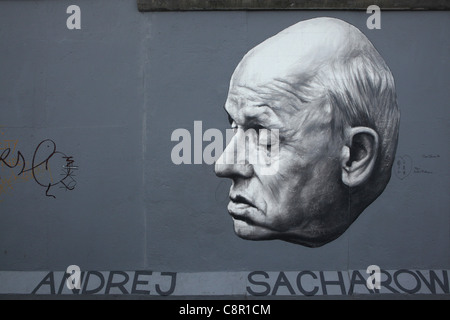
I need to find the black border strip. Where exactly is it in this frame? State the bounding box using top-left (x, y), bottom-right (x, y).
top-left (138, 0), bottom-right (450, 12)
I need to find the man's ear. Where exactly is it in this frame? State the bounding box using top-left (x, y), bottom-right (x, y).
top-left (340, 127), bottom-right (379, 187)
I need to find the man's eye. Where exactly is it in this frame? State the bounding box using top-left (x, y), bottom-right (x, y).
top-left (256, 128), bottom-right (270, 146)
top-left (258, 129), bottom-right (279, 150)
top-left (253, 125), bottom-right (264, 133)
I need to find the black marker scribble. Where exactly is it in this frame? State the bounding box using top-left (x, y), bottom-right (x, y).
top-left (60, 156), bottom-right (78, 192)
top-left (0, 139), bottom-right (77, 198)
top-left (394, 155), bottom-right (412, 180)
top-left (422, 154), bottom-right (440, 159)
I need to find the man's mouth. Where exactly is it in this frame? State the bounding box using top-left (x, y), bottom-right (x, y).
top-left (227, 194), bottom-right (259, 222)
top-left (230, 194), bottom-right (256, 208)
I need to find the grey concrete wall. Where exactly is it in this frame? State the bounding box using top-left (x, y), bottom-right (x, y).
top-left (0, 0), bottom-right (448, 285)
top-left (0, 0), bottom-right (146, 271)
top-left (144, 10), bottom-right (450, 272)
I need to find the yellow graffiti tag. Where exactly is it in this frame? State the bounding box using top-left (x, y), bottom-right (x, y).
top-left (0, 166), bottom-right (44, 200)
top-left (0, 139), bottom-right (19, 167)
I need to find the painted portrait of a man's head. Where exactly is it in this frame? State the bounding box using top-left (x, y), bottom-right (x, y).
top-left (215, 17), bottom-right (400, 247)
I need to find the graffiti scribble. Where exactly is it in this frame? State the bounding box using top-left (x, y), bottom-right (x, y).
top-left (0, 139), bottom-right (77, 198)
top-left (59, 156), bottom-right (78, 192)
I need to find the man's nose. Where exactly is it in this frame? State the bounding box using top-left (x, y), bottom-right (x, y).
top-left (215, 136), bottom-right (254, 179)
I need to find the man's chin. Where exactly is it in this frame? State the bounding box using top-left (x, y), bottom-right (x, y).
top-left (232, 218), bottom-right (344, 247)
top-left (232, 218), bottom-right (276, 240)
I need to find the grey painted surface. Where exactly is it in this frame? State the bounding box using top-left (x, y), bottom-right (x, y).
top-left (0, 0), bottom-right (146, 271)
top-left (0, 0), bottom-right (449, 276)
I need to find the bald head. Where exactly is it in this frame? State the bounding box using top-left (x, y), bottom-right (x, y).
top-left (217, 17), bottom-right (400, 247)
top-left (231, 18), bottom-right (373, 90)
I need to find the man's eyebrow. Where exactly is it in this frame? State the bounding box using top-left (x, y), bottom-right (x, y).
top-left (242, 105), bottom-right (283, 129)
